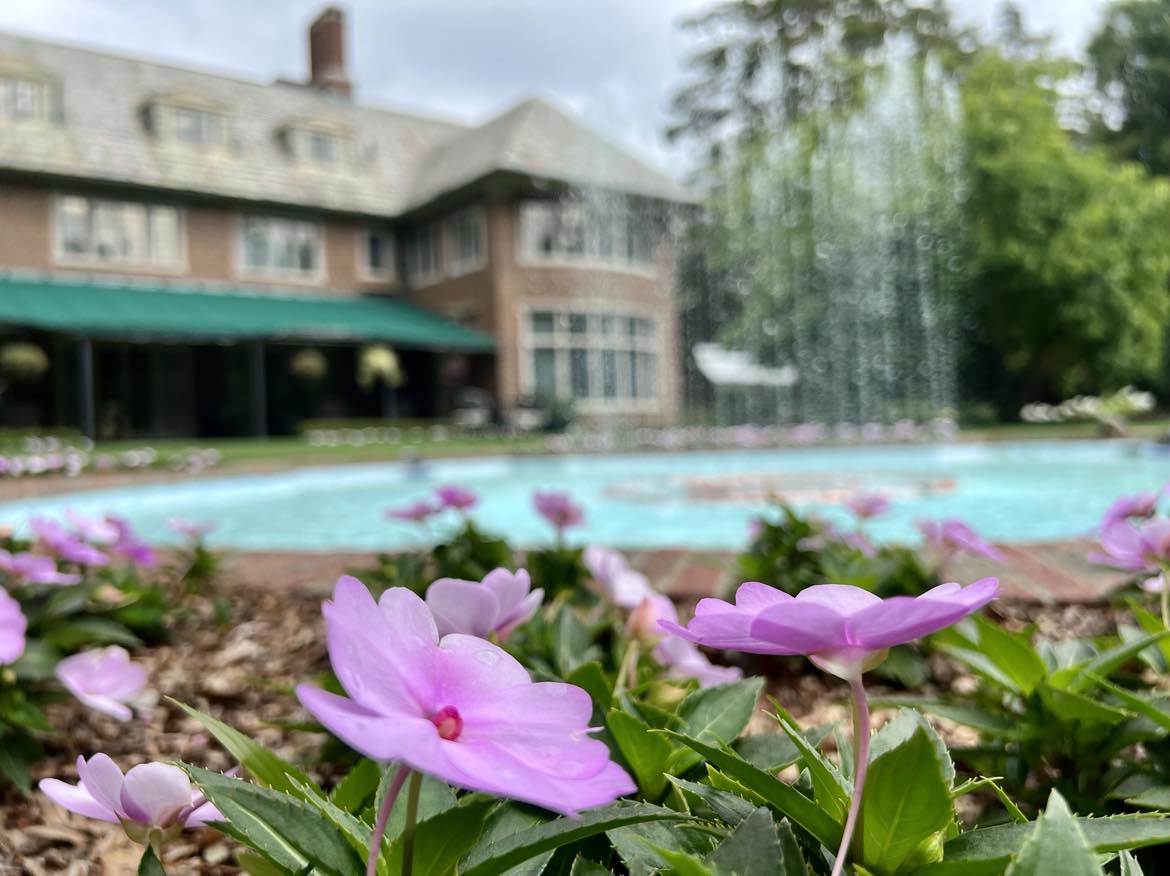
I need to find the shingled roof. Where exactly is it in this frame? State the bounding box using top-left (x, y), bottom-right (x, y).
top-left (0, 31), bottom-right (692, 217)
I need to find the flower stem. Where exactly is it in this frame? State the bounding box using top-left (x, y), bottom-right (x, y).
top-left (614, 640), bottom-right (640, 696)
top-left (831, 677), bottom-right (871, 876)
top-left (401, 771), bottom-right (422, 876)
top-left (367, 764), bottom-right (409, 876)
top-left (1160, 577), bottom-right (1169, 629)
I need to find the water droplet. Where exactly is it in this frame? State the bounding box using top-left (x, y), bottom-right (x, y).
top-left (474, 649), bottom-right (500, 666)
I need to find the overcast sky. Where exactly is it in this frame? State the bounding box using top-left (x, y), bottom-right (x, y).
top-left (0, 0), bottom-right (1110, 169)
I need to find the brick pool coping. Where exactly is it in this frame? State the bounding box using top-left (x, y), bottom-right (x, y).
top-left (219, 539), bottom-right (1126, 605)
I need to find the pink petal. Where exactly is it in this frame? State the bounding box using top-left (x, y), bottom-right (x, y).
top-left (749, 601), bottom-right (850, 653)
top-left (482, 568), bottom-right (531, 612)
top-left (456, 680), bottom-right (594, 732)
top-left (496, 589), bottom-right (544, 638)
top-left (794, 584), bottom-right (882, 615)
top-left (425, 579), bottom-right (501, 638)
top-left (76, 754), bottom-right (126, 817)
top-left (296, 685), bottom-right (441, 765)
top-left (184, 800), bottom-right (224, 827)
top-left (732, 582), bottom-right (793, 610)
top-left (119, 763), bottom-right (192, 827)
top-left (435, 635), bottom-right (535, 708)
top-left (849, 580), bottom-right (998, 649)
top-left (39, 778), bottom-right (119, 823)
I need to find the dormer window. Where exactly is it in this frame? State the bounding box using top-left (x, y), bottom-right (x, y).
top-left (173, 106), bottom-right (222, 147)
top-left (143, 93), bottom-right (229, 151)
top-left (1, 76), bottom-right (46, 121)
top-left (280, 119), bottom-right (354, 168)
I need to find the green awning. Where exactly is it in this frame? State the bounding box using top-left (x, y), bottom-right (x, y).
top-left (0, 276), bottom-right (495, 352)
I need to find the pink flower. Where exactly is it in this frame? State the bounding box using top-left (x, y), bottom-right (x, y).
top-left (39, 755), bottom-right (220, 847)
top-left (65, 509), bottom-right (119, 545)
top-left (916, 518), bottom-right (1005, 563)
top-left (1089, 517), bottom-right (1170, 573)
top-left (435, 485), bottom-right (477, 511)
top-left (296, 577), bottom-right (634, 817)
top-left (385, 500), bottom-right (437, 523)
top-left (661, 578), bottom-right (999, 680)
top-left (746, 518), bottom-right (764, 541)
top-left (0, 550), bottom-right (80, 586)
top-left (1102, 491), bottom-right (1162, 529)
top-left (583, 545), bottom-right (651, 608)
top-left (104, 516), bottom-right (155, 567)
top-left (425, 568), bottom-right (543, 640)
top-left (168, 518), bottom-right (214, 540)
top-left (844, 493), bottom-right (890, 520)
top-left (533, 490), bottom-right (584, 532)
top-left (30, 517), bottom-right (108, 567)
top-left (55, 646), bottom-right (148, 721)
top-left (629, 593), bottom-right (743, 688)
top-left (0, 589), bottom-right (26, 665)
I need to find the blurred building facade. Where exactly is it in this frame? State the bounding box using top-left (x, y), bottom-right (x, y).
top-left (0, 8), bottom-right (688, 438)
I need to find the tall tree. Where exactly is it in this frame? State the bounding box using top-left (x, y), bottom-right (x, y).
top-left (963, 49), bottom-right (1170, 413)
top-left (1089, 0), bottom-right (1170, 174)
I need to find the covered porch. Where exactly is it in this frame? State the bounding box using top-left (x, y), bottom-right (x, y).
top-left (0, 276), bottom-right (496, 439)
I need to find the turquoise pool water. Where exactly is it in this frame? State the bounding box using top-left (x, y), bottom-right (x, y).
top-left (1, 440), bottom-right (1169, 551)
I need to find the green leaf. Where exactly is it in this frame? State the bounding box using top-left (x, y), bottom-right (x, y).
top-left (0, 730), bottom-right (38, 791)
top-left (1124, 786), bottom-right (1170, 811)
top-left (733, 724), bottom-right (832, 771)
top-left (662, 730), bottom-right (841, 851)
top-left (183, 764), bottom-right (361, 875)
top-left (870, 695), bottom-right (1022, 737)
top-left (926, 813), bottom-right (1170, 872)
top-left (678, 678), bottom-right (764, 747)
top-left (287, 777), bottom-right (371, 866)
top-left (235, 849), bottom-right (289, 876)
top-left (570, 856), bottom-right (613, 876)
top-left (1127, 600), bottom-right (1170, 667)
top-left (667, 776), bottom-right (758, 826)
top-left (330, 758), bottom-right (382, 813)
top-left (137, 847), bottom-right (167, 876)
top-left (1036, 683), bottom-right (1131, 725)
top-left (1119, 850), bottom-right (1145, 876)
top-left (171, 700), bottom-right (318, 799)
top-left (471, 804), bottom-right (557, 876)
top-left (615, 821), bottom-right (719, 876)
top-left (553, 607), bottom-right (592, 677)
top-left (771, 709), bottom-right (850, 822)
top-left (374, 770), bottom-right (457, 844)
top-left (1005, 791), bottom-right (1100, 876)
top-left (381, 798), bottom-right (493, 876)
top-left (607, 709), bottom-right (673, 800)
top-left (951, 778), bottom-right (1027, 824)
top-left (1051, 631), bottom-right (1170, 692)
top-left (40, 616), bottom-right (140, 649)
top-left (860, 720), bottom-right (953, 873)
top-left (706, 806), bottom-right (781, 876)
top-left (970, 616), bottom-right (1048, 695)
top-left (461, 801), bottom-right (695, 876)
top-left (566, 661), bottom-right (612, 711)
top-left (645, 844), bottom-right (714, 876)
top-left (1084, 674), bottom-right (1170, 732)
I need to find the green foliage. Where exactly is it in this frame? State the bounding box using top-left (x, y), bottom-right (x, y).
top-left (878, 615), bottom-right (1170, 813)
top-left (962, 48), bottom-right (1170, 409)
top-left (1089, 0), bottom-right (1170, 175)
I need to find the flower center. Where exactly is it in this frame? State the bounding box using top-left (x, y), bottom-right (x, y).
top-left (431, 705), bottom-right (463, 741)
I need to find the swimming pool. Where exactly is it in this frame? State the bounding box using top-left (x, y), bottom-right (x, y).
top-left (1, 440), bottom-right (1167, 551)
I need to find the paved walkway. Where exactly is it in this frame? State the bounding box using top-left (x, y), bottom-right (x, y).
top-left (223, 538), bottom-right (1126, 605)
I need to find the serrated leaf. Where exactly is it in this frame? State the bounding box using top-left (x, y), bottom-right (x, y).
top-left (461, 801), bottom-right (694, 876)
top-left (381, 798), bottom-right (493, 876)
top-left (1119, 850), bottom-right (1145, 876)
top-left (645, 843), bottom-right (714, 876)
top-left (1005, 791), bottom-right (1100, 876)
top-left (678, 678), bottom-right (764, 746)
top-left (668, 776), bottom-right (758, 826)
top-left (662, 730), bottom-right (841, 851)
top-left (706, 806), bottom-right (780, 876)
top-left (733, 724), bottom-right (832, 772)
top-left (771, 709), bottom-right (849, 822)
top-left (970, 616), bottom-right (1048, 695)
top-left (1051, 631), bottom-right (1170, 693)
top-left (570, 856), bottom-right (612, 876)
top-left (1036, 684), bottom-right (1131, 725)
top-left (183, 765), bottom-right (360, 875)
top-left (870, 695), bottom-right (1022, 737)
top-left (330, 758), bottom-right (382, 813)
top-left (172, 700), bottom-right (318, 799)
top-left (860, 721), bottom-right (953, 873)
top-left (374, 770), bottom-right (457, 846)
top-left (1125, 786), bottom-right (1170, 811)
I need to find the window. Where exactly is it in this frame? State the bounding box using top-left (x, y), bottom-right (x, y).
top-left (0, 76), bottom-right (48, 122)
top-left (405, 224), bottom-right (442, 287)
top-left (173, 106), bottom-right (222, 147)
top-left (522, 308), bottom-right (660, 407)
top-left (240, 216), bottom-right (322, 278)
top-left (55, 195), bottom-right (184, 268)
top-left (360, 229), bottom-right (395, 280)
top-left (448, 207), bottom-right (487, 276)
top-left (518, 199), bottom-right (656, 270)
top-left (309, 130), bottom-right (341, 164)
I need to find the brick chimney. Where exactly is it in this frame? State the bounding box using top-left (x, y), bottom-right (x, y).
top-left (308, 7), bottom-right (352, 98)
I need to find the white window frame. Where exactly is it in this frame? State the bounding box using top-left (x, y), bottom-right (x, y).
top-left (515, 200), bottom-right (657, 277)
top-left (52, 193), bottom-right (188, 272)
top-left (0, 75), bottom-right (50, 123)
top-left (517, 303), bottom-right (662, 414)
top-left (235, 214), bottom-right (326, 284)
top-left (446, 206), bottom-right (488, 277)
top-left (357, 227), bottom-right (396, 282)
top-left (405, 223), bottom-right (443, 288)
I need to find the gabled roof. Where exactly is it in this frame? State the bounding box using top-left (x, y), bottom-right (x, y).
top-left (0, 31), bottom-right (692, 217)
top-left (408, 97), bottom-right (694, 208)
